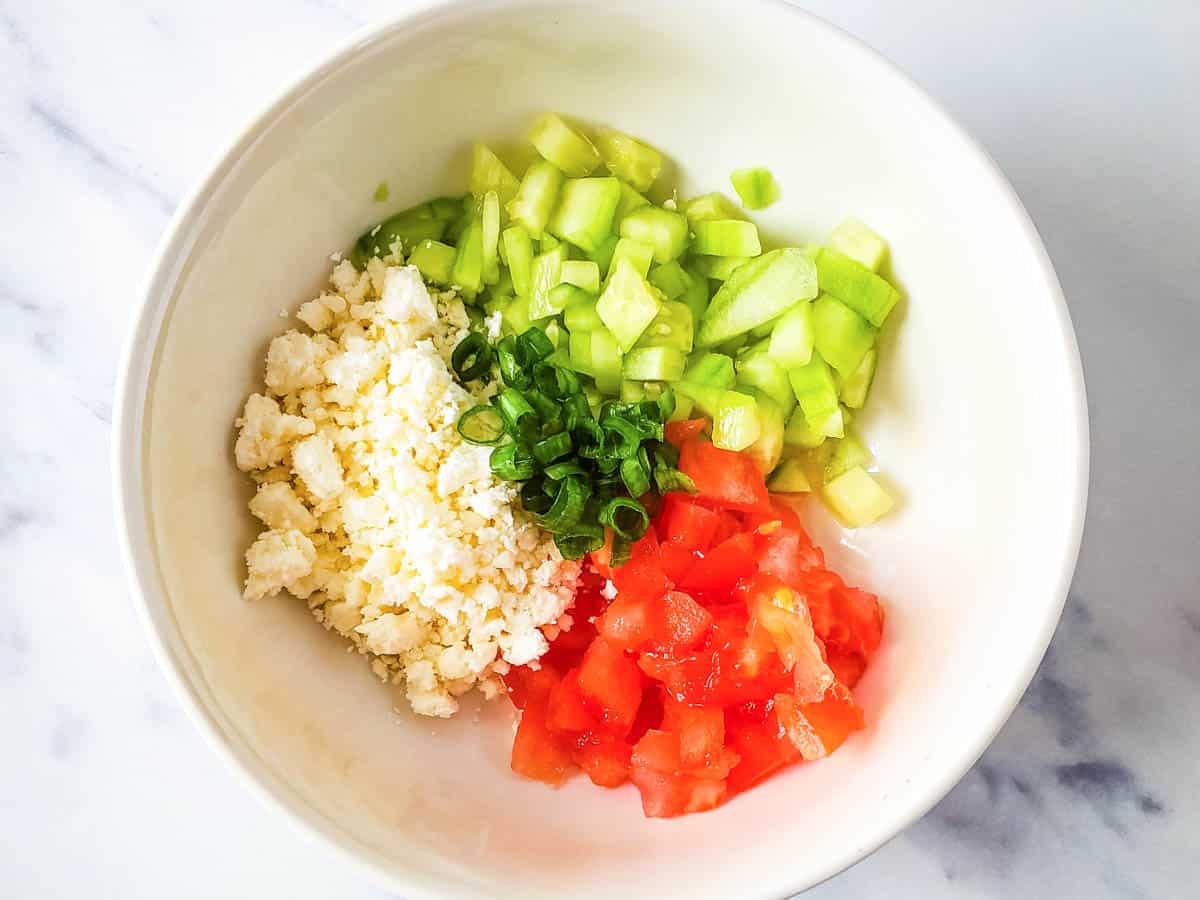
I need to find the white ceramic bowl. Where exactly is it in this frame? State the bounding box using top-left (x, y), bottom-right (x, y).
top-left (113, 1), bottom-right (1088, 897)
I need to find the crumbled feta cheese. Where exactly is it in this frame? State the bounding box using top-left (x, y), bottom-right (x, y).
top-left (234, 259), bottom-right (579, 717)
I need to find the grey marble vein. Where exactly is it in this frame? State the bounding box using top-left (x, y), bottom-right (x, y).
top-left (1, 1), bottom-right (1197, 898)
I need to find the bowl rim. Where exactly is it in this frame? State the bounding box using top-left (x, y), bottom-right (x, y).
top-left (111, 0), bottom-right (1090, 896)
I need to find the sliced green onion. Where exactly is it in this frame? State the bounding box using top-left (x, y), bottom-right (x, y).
top-left (451, 333), bottom-right (493, 382)
top-left (491, 443), bottom-right (537, 481)
top-left (599, 497), bottom-right (649, 541)
top-left (574, 419), bottom-right (605, 458)
top-left (544, 460), bottom-right (587, 480)
top-left (554, 524), bottom-right (605, 560)
top-left (516, 327), bottom-right (555, 366)
top-left (521, 478), bottom-right (554, 515)
top-left (539, 476), bottom-right (589, 530)
top-left (496, 388), bottom-right (536, 433)
top-left (601, 417), bottom-right (641, 459)
top-left (620, 455), bottom-right (651, 497)
top-left (563, 394), bottom-right (590, 430)
top-left (457, 405), bottom-right (506, 445)
top-left (610, 535), bottom-right (633, 568)
top-left (533, 431), bottom-right (573, 464)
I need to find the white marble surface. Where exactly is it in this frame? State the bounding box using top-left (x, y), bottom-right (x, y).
top-left (2, 1), bottom-right (1197, 897)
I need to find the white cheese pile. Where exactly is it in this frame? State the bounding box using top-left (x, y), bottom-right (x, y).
top-left (234, 256), bottom-right (580, 717)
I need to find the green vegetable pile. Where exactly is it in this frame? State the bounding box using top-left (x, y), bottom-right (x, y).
top-left (350, 113), bottom-right (903, 534)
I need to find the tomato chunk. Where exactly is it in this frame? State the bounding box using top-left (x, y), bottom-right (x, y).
top-left (774, 683), bottom-right (865, 760)
top-left (578, 638), bottom-right (644, 734)
top-left (657, 493), bottom-right (721, 552)
top-left (511, 700), bottom-right (573, 786)
top-left (654, 591), bottom-right (713, 653)
top-left (574, 741), bottom-right (633, 787)
top-left (664, 418), bottom-right (707, 447)
top-left (678, 438), bottom-right (769, 511)
top-left (629, 729), bottom-right (728, 817)
top-left (678, 532), bottom-right (757, 595)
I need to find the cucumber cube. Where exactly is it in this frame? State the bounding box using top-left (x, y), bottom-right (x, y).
top-left (620, 207), bottom-right (690, 263)
top-left (684, 192), bottom-right (747, 223)
top-left (823, 466), bottom-right (894, 527)
top-left (669, 392), bottom-right (696, 422)
top-left (352, 202), bottom-right (446, 263)
top-left (730, 167), bottom-right (781, 210)
top-left (549, 177), bottom-right (621, 253)
top-left (635, 300), bottom-right (694, 353)
top-left (501, 226), bottom-right (535, 297)
top-left (648, 261), bottom-right (691, 301)
top-left (678, 265), bottom-right (712, 322)
top-left (743, 392), bottom-right (785, 473)
top-left (783, 407), bottom-right (826, 449)
top-left (589, 327), bottom-right (624, 395)
top-left (608, 238), bottom-right (654, 278)
top-left (470, 144), bottom-right (520, 205)
top-left (692, 220), bottom-right (762, 257)
top-left (503, 294), bottom-right (549, 335)
top-left (529, 113), bottom-right (600, 177)
top-left (615, 181), bottom-right (651, 224)
top-left (712, 390), bottom-right (761, 452)
top-left (595, 257), bottom-right (662, 351)
top-left (767, 302), bottom-right (815, 368)
top-left (588, 233), bottom-right (620, 275)
top-left (824, 429), bottom-right (872, 483)
top-left (623, 346), bottom-right (686, 381)
top-left (508, 160), bottom-right (563, 238)
top-left (788, 352), bottom-right (839, 422)
top-left (814, 248), bottom-right (900, 327)
top-left (736, 350), bottom-right (796, 415)
top-left (690, 255), bottom-right (751, 281)
top-left (697, 248), bottom-right (818, 347)
top-left (768, 458), bottom-right (812, 493)
top-left (684, 352), bottom-right (735, 389)
top-left (543, 282), bottom-right (590, 319)
top-left (812, 293), bottom-right (877, 374)
top-left (528, 244), bottom-right (567, 319)
top-left (408, 239), bottom-right (456, 286)
top-left (451, 218), bottom-right (484, 299)
top-left (837, 347), bottom-right (878, 409)
top-left (561, 259), bottom-right (600, 294)
top-left (596, 128), bottom-right (664, 192)
top-left (828, 217), bottom-right (888, 272)
top-left (568, 329), bottom-right (594, 374)
top-left (480, 191), bottom-right (501, 285)
top-left (563, 293), bottom-right (604, 332)
top-left (674, 380), bottom-right (725, 417)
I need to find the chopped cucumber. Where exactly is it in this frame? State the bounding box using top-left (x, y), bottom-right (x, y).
top-left (430, 195), bottom-right (466, 221)
top-left (768, 458), bottom-right (812, 493)
top-left (678, 265), bottom-right (711, 322)
top-left (711, 390), bottom-right (761, 452)
top-left (828, 217), bottom-right (888, 272)
top-left (508, 160), bottom-right (563, 238)
top-left (503, 293), bottom-right (548, 335)
top-left (543, 282), bottom-right (590, 319)
top-left (623, 346), bottom-right (686, 381)
top-left (730, 167), bottom-right (781, 210)
top-left (470, 144), bottom-right (520, 205)
top-left (539, 233), bottom-right (561, 252)
top-left (568, 328), bottom-right (594, 374)
top-left (674, 380), bottom-right (725, 417)
top-left (501, 225), bottom-right (534, 297)
top-left (837, 347), bottom-right (877, 409)
top-left (528, 244), bottom-right (568, 319)
top-left (549, 177), bottom-right (621, 253)
top-left (814, 248), bottom-right (899, 327)
top-left (648, 261), bottom-right (690, 301)
top-left (620, 206), bottom-right (690, 263)
top-left (408, 239), bottom-right (456, 286)
top-left (588, 233), bottom-right (620, 275)
top-left (608, 238), bottom-right (654, 279)
top-left (684, 352), bottom-right (735, 389)
top-left (690, 255), bottom-right (751, 281)
top-left (823, 466), bottom-right (894, 527)
top-left (486, 269), bottom-right (515, 306)
top-left (824, 429), bottom-right (872, 483)
top-left (692, 220), bottom-right (762, 257)
top-left (788, 352), bottom-right (839, 422)
top-left (697, 248), bottom-right (818, 347)
top-left (563, 293), bottom-right (604, 332)
top-left (615, 181), bottom-right (651, 224)
top-left (352, 203), bottom-right (446, 263)
top-left (561, 259), bottom-right (600, 294)
top-left (595, 257), bottom-right (662, 351)
top-left (812, 293), bottom-right (877, 375)
top-left (480, 191), bottom-right (501, 285)
top-left (595, 128), bottom-right (663, 192)
top-left (635, 300), bottom-right (694, 353)
top-left (529, 113), bottom-right (600, 177)
top-left (736, 349), bottom-right (796, 415)
top-left (669, 391), bottom-right (696, 421)
top-left (451, 218), bottom-right (484, 299)
top-left (589, 327), bottom-right (624, 395)
top-left (743, 391), bottom-right (785, 473)
top-left (783, 406), bottom-right (826, 449)
top-left (750, 314), bottom-right (782, 339)
top-left (767, 301), bottom-right (815, 368)
top-left (714, 333), bottom-right (748, 356)
top-left (684, 192), bottom-right (747, 223)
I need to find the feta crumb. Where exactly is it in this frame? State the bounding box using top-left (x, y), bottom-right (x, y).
top-left (244, 529), bottom-right (316, 601)
top-left (249, 482), bottom-right (316, 532)
top-left (292, 433), bottom-right (344, 502)
top-left (234, 394), bottom-right (316, 471)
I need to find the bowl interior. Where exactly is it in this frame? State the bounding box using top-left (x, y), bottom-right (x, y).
top-left (123, 2), bottom-right (1085, 897)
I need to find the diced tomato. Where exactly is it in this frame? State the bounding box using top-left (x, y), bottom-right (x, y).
top-left (658, 542), bottom-right (698, 583)
top-left (660, 699), bottom-right (739, 777)
top-left (511, 700), bottom-right (573, 786)
top-left (726, 703), bottom-right (801, 794)
top-left (825, 646), bottom-right (868, 688)
top-left (654, 591), bottom-right (713, 653)
top-left (627, 684), bottom-right (665, 745)
top-left (774, 683), bottom-right (865, 761)
top-left (754, 526), bottom-right (824, 588)
top-left (577, 638), bottom-right (644, 734)
top-left (678, 438), bottom-right (769, 512)
top-left (503, 664), bottom-right (559, 711)
top-left (546, 668), bottom-right (600, 736)
top-left (612, 551), bottom-right (670, 605)
top-left (709, 508), bottom-right (745, 546)
top-left (657, 494), bottom-right (721, 552)
top-left (832, 585), bottom-right (885, 658)
top-left (678, 532), bottom-right (758, 595)
top-left (741, 496), bottom-right (806, 533)
top-left (574, 741), bottom-right (633, 787)
top-left (741, 575), bottom-right (834, 703)
top-left (628, 729), bottom-right (728, 817)
top-left (664, 418), bottom-right (707, 447)
top-left (597, 591), bottom-right (659, 651)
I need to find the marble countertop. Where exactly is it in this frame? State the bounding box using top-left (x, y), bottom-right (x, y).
top-left (3, 1), bottom-right (1197, 897)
